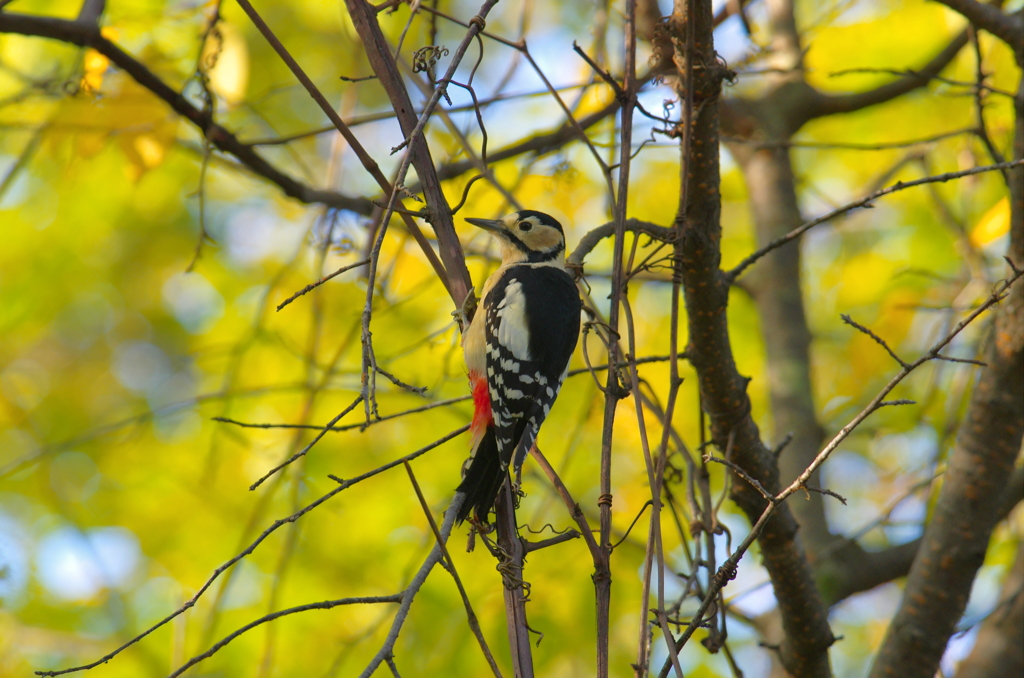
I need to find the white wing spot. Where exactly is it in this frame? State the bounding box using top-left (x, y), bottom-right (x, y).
top-left (520, 374), bottom-right (534, 384)
top-left (495, 280), bottom-right (531, 361)
top-left (504, 388), bottom-right (525, 399)
top-left (545, 386), bottom-right (554, 397)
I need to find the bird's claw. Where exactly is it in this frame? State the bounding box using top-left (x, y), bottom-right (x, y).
top-left (452, 286), bottom-right (477, 333)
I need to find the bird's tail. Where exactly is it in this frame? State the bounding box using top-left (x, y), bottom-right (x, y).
top-left (455, 425), bottom-right (506, 524)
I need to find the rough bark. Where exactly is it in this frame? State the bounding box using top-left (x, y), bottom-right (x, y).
top-left (673, 1), bottom-right (834, 675)
top-left (953, 540), bottom-right (1024, 678)
top-left (868, 60), bottom-right (1024, 678)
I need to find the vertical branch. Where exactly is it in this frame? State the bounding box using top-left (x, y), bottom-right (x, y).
top-left (404, 462), bottom-right (504, 678)
top-left (670, 0), bottom-right (835, 675)
top-left (234, 0), bottom-right (454, 298)
top-left (341, 0), bottom-right (495, 420)
top-left (493, 484), bottom-right (534, 678)
top-left (633, 0), bottom-right (697, 671)
top-left (344, 0), bottom-right (488, 309)
top-left (623, 298), bottom-right (684, 678)
top-left (593, 3), bottom-right (639, 676)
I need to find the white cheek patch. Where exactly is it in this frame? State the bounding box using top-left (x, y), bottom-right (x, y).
top-left (495, 279), bottom-right (532, 361)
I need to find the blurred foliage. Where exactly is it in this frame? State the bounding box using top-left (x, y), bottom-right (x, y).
top-left (0, 0), bottom-right (1021, 677)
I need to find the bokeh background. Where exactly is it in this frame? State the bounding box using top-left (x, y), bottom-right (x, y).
top-left (0, 0), bottom-right (1020, 676)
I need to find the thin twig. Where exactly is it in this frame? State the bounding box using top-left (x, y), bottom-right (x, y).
top-left (727, 159), bottom-right (1024, 281)
top-left (0, 11), bottom-right (379, 214)
top-left (358, 492), bottom-right (465, 678)
top-left (841, 314), bottom-right (909, 368)
top-left (703, 455), bottom-right (773, 501)
top-left (165, 595), bottom-right (402, 678)
top-left (233, 0), bottom-right (454, 298)
top-left (721, 126), bottom-right (977, 151)
top-left (658, 268), bottom-right (1024, 675)
top-left (522, 530), bottom-right (582, 553)
top-left (249, 396), bottom-right (364, 490)
top-left (35, 426), bottom-right (466, 677)
top-left (403, 463), bottom-right (503, 678)
top-left (276, 258), bottom-right (370, 311)
top-left (530, 446), bottom-right (602, 561)
top-left (212, 395), bottom-right (470, 432)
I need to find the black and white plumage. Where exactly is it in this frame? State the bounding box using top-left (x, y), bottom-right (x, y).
top-left (456, 210), bottom-right (582, 524)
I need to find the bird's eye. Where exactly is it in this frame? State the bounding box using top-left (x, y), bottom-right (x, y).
top-left (519, 221), bottom-right (533, 232)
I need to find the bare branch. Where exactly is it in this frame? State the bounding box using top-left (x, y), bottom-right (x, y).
top-left (34, 426), bottom-right (466, 677)
top-left (249, 396), bottom-right (365, 490)
top-left (841, 314), bottom-right (909, 368)
top-left (530, 446), bottom-right (603, 563)
top-left (404, 463), bottom-right (503, 678)
top-left (0, 11), bottom-right (376, 215)
top-left (522, 529), bottom-right (581, 553)
top-left (492, 481), bottom-right (535, 677)
top-left (808, 30), bottom-right (969, 119)
top-left (668, 2), bottom-right (834, 674)
top-left (234, 0), bottom-right (455, 298)
top-left (166, 595), bottom-right (403, 678)
top-left (75, 0), bottom-right (105, 26)
top-left (212, 395), bottom-right (470, 432)
top-left (786, 269), bottom-right (1022, 507)
top-left (661, 271), bottom-right (1020, 676)
top-left (722, 126), bottom-right (979, 151)
top-left (934, 0), bottom-right (1024, 52)
top-left (276, 258), bottom-right (371, 311)
top-left (359, 492), bottom-right (466, 678)
top-left (727, 159), bottom-right (1024, 282)
top-left (343, 0), bottom-right (486, 308)
top-left (567, 219), bottom-right (676, 270)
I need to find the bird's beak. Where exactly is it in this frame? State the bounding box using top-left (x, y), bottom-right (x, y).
top-left (465, 217), bottom-right (507, 235)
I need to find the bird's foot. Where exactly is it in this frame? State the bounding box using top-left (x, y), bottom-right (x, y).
top-left (452, 286), bottom-right (477, 333)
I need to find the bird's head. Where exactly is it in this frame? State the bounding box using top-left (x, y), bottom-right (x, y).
top-left (465, 210), bottom-right (566, 265)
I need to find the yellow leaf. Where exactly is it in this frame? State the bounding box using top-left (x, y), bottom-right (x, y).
top-left (971, 197), bottom-right (1010, 247)
top-left (81, 49), bottom-right (109, 93)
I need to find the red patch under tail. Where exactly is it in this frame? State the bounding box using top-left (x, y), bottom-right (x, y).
top-left (470, 370), bottom-right (493, 435)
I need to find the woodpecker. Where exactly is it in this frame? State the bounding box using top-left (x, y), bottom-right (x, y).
top-left (456, 210), bottom-right (581, 524)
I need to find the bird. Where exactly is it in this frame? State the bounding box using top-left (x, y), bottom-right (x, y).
top-left (456, 210), bottom-right (582, 524)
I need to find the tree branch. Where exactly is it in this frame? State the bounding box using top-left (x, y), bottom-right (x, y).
top-left (668, 1), bottom-right (834, 675)
top-left (726, 159), bottom-right (1024, 282)
top-left (567, 218), bottom-right (675, 270)
top-left (166, 595), bottom-right (403, 678)
top-left (935, 0), bottom-right (1024, 54)
top-left (953, 539), bottom-right (1024, 678)
top-left (359, 492), bottom-right (466, 678)
top-left (869, 72), bottom-right (1024, 672)
top-left (34, 425), bottom-right (466, 677)
top-left (0, 11), bottom-right (375, 216)
top-left (807, 29), bottom-right (969, 120)
top-left (818, 464), bottom-right (1024, 605)
top-left (344, 0), bottom-right (483, 308)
